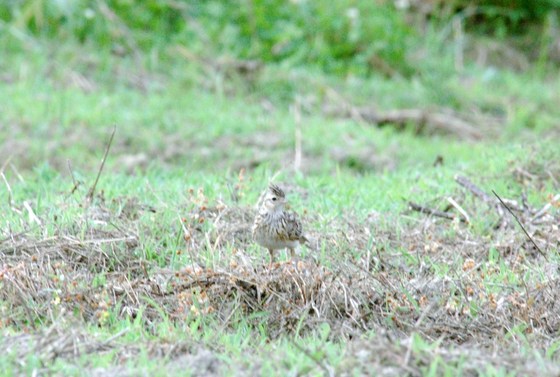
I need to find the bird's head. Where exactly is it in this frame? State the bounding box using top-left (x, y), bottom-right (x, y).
top-left (262, 184), bottom-right (286, 212)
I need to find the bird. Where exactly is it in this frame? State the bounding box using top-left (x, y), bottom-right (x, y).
top-left (252, 184), bottom-right (307, 266)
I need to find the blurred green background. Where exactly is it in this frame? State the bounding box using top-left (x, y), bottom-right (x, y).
top-left (2, 2), bottom-right (560, 375)
top-left (3, 0), bottom-right (560, 75)
top-left (2, 0), bottom-right (560, 174)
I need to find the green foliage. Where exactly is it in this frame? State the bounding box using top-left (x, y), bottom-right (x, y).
top-left (3, 0), bottom-right (560, 77)
top-left (2, 0), bottom-right (187, 48)
top-left (2, 0), bottom-right (415, 75)
top-left (439, 0), bottom-right (560, 34)
top-left (475, 0), bottom-right (560, 22)
top-left (196, 0), bottom-right (414, 75)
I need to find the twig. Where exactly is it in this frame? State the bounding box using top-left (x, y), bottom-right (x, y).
top-left (521, 192), bottom-right (530, 213)
top-left (530, 193), bottom-right (560, 223)
top-left (67, 159), bottom-right (80, 195)
top-left (446, 197), bottom-right (470, 224)
top-left (23, 201), bottom-right (42, 226)
top-left (326, 107), bottom-right (484, 139)
top-left (492, 190), bottom-right (548, 260)
top-left (1, 171), bottom-right (13, 207)
top-left (87, 125), bottom-right (116, 202)
top-left (408, 201), bottom-right (464, 222)
top-left (60, 235), bottom-right (137, 245)
top-left (456, 175), bottom-right (505, 219)
top-left (455, 175), bottom-right (492, 202)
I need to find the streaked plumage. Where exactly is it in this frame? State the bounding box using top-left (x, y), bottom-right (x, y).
top-left (252, 184), bottom-right (306, 264)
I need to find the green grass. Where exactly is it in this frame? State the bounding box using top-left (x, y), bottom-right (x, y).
top-left (1, 12), bottom-right (560, 375)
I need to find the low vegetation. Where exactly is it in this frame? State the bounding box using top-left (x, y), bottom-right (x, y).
top-left (1, 1), bottom-right (559, 375)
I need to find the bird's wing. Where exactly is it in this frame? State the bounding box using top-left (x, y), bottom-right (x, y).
top-left (285, 211), bottom-right (305, 242)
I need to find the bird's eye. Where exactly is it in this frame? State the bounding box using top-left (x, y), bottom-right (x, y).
top-left (271, 197), bottom-right (277, 201)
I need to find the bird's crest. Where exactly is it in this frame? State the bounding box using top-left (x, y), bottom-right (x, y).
top-left (268, 184), bottom-right (285, 198)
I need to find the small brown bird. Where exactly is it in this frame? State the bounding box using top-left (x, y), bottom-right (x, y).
top-left (252, 184), bottom-right (306, 266)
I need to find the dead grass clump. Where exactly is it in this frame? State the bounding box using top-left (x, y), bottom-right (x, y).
top-left (173, 180), bottom-right (560, 347)
top-left (0, 230), bottom-right (142, 328)
top-left (1, 172), bottom-right (559, 373)
top-left (168, 261), bottom-right (335, 334)
top-left (0, 196), bottom-right (157, 329)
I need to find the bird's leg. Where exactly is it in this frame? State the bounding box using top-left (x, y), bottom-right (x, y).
top-left (289, 248), bottom-right (299, 266)
top-left (268, 249), bottom-right (275, 268)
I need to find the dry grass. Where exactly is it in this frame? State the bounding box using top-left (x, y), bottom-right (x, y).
top-left (1, 173), bottom-right (559, 374)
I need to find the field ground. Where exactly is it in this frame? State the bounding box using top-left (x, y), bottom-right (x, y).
top-left (1, 35), bottom-right (560, 376)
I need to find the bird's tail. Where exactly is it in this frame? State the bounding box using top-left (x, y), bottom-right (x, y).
top-left (301, 234), bottom-right (318, 251)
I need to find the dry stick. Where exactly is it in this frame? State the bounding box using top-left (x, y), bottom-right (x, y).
top-left (358, 108), bottom-right (482, 139)
top-left (23, 201), bottom-right (42, 226)
top-left (87, 125), bottom-right (116, 202)
top-left (456, 175), bottom-right (505, 220)
top-left (531, 193), bottom-right (560, 223)
top-left (492, 190), bottom-right (548, 261)
top-left (455, 175), bottom-right (492, 202)
top-left (67, 159), bottom-right (80, 195)
top-left (324, 103), bottom-right (483, 139)
top-left (0, 171), bottom-right (14, 207)
top-left (446, 197), bottom-right (470, 224)
top-left (408, 201), bottom-right (464, 222)
top-left (61, 235), bottom-right (136, 245)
